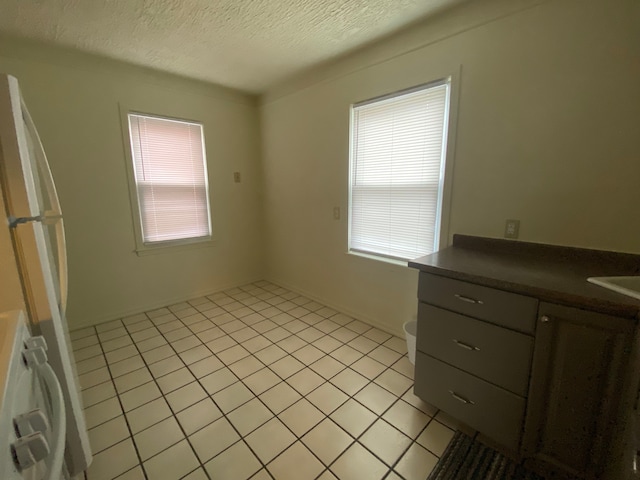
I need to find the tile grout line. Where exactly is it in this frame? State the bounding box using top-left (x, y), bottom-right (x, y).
top-left (238, 284), bottom-right (420, 478)
top-left (192, 287), bottom-right (432, 478)
top-left (137, 305), bottom-right (275, 480)
top-left (85, 285), bottom-right (421, 477)
top-left (89, 309), bottom-right (214, 478)
top-left (80, 287), bottom-right (322, 475)
top-left (73, 280), bottom-right (448, 480)
top-left (174, 310), bottom-right (283, 480)
top-left (206, 287), bottom-right (344, 480)
top-left (97, 301), bottom-right (277, 478)
top-left (90, 324), bottom-right (150, 480)
top-left (138, 288), bottom-right (397, 478)
top-left (123, 309), bottom-right (216, 480)
top-left (87, 300), bottom-right (418, 428)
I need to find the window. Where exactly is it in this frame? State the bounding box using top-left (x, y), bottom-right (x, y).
top-left (127, 113), bottom-right (211, 247)
top-left (349, 79), bottom-right (452, 262)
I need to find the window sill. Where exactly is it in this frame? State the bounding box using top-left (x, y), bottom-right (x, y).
top-left (347, 250), bottom-right (409, 268)
top-left (135, 236), bottom-right (215, 256)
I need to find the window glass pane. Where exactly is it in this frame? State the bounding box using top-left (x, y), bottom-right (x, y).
top-left (349, 81), bottom-right (450, 261)
top-left (128, 114), bottom-right (211, 244)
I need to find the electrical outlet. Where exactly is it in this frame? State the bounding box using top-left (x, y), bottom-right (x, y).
top-left (333, 207), bottom-right (340, 220)
top-left (233, 172), bottom-right (241, 183)
top-left (504, 219), bottom-right (520, 239)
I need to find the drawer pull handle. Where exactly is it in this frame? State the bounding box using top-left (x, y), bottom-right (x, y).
top-left (452, 339), bottom-right (480, 351)
top-left (454, 294), bottom-right (484, 305)
top-left (449, 390), bottom-right (475, 405)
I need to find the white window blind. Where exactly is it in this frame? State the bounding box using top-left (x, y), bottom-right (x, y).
top-left (349, 81), bottom-right (450, 261)
top-left (128, 113), bottom-right (211, 244)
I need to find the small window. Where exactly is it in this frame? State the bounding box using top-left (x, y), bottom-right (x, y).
top-left (126, 113), bottom-right (211, 247)
top-left (349, 79), bottom-right (452, 262)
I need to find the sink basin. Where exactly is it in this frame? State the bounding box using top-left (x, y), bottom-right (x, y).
top-left (587, 276), bottom-right (640, 301)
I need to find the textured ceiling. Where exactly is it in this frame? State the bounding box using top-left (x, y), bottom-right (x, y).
top-left (0, 0), bottom-right (465, 92)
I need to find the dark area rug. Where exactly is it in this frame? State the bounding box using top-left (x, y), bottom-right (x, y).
top-left (427, 432), bottom-right (545, 480)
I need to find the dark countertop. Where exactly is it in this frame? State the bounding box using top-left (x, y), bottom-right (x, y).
top-left (408, 235), bottom-right (640, 319)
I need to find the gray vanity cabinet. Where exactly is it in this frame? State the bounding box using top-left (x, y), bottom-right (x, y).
top-left (409, 234), bottom-right (640, 480)
top-left (413, 273), bottom-right (638, 479)
top-left (414, 272), bottom-right (537, 451)
top-left (522, 302), bottom-right (635, 479)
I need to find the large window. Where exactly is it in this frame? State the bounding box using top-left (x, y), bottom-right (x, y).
top-left (349, 79), bottom-right (452, 262)
top-left (127, 113), bottom-right (211, 247)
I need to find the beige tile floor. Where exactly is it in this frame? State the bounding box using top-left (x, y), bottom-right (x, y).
top-left (71, 281), bottom-right (457, 480)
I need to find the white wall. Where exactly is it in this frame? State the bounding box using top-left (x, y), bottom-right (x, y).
top-left (260, 0), bottom-right (640, 336)
top-left (0, 38), bottom-right (265, 329)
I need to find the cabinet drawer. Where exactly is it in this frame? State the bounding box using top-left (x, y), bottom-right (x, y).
top-left (414, 352), bottom-right (526, 451)
top-left (418, 273), bottom-right (538, 334)
top-left (417, 303), bottom-right (533, 396)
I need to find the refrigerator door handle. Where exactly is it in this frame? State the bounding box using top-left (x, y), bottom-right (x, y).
top-left (41, 212), bottom-right (63, 224)
top-left (21, 101), bottom-right (63, 217)
top-left (9, 214), bottom-right (45, 226)
top-left (51, 216), bottom-right (68, 312)
top-left (9, 212), bottom-right (62, 226)
top-left (22, 100), bottom-right (68, 312)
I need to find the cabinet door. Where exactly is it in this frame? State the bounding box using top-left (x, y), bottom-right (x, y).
top-left (522, 302), bottom-right (634, 479)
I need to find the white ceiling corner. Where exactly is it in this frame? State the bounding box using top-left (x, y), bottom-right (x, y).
top-left (0, 0), bottom-right (465, 93)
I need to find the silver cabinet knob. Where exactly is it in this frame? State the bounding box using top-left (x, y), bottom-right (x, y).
top-left (540, 315), bottom-right (550, 323)
top-left (454, 294), bottom-right (484, 305)
top-left (449, 390), bottom-right (475, 405)
top-left (12, 432), bottom-right (50, 470)
top-left (452, 339), bottom-right (480, 351)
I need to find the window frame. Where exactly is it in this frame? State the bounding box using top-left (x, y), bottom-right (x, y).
top-left (119, 105), bottom-right (214, 256)
top-left (347, 72), bottom-right (459, 265)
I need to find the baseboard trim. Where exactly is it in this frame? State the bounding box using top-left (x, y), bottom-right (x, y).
top-left (266, 276), bottom-right (405, 339)
top-left (70, 276), bottom-right (264, 330)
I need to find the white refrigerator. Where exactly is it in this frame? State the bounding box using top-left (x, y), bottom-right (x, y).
top-left (0, 73), bottom-right (92, 476)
